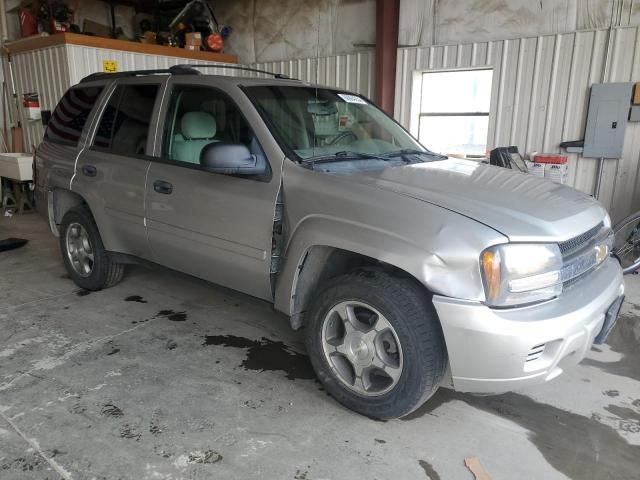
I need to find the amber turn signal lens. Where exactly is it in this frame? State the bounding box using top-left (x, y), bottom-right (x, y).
top-left (482, 250), bottom-right (501, 301)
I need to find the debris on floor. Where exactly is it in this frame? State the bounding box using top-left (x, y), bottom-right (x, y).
top-left (465, 456), bottom-right (492, 480)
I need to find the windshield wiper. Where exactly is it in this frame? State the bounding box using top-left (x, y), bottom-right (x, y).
top-left (301, 151), bottom-right (390, 165)
top-left (381, 148), bottom-right (448, 161)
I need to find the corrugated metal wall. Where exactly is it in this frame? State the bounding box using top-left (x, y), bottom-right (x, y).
top-left (5, 45), bottom-right (70, 151)
top-left (6, 29), bottom-right (640, 221)
top-left (395, 26), bottom-right (640, 222)
top-left (5, 45), bottom-right (240, 151)
top-left (253, 51), bottom-right (375, 98)
top-left (64, 45), bottom-right (241, 84)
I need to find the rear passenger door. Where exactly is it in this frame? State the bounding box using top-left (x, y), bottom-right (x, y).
top-left (73, 78), bottom-right (164, 258)
top-left (35, 83), bottom-right (105, 213)
top-left (144, 78), bottom-right (282, 301)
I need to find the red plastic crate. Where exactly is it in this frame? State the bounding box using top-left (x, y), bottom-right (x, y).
top-left (533, 153), bottom-right (567, 164)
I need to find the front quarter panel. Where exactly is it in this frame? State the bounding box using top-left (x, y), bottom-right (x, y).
top-left (274, 160), bottom-right (507, 315)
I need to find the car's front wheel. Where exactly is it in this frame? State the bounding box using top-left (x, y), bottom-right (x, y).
top-left (305, 268), bottom-right (447, 419)
top-left (59, 206), bottom-right (125, 290)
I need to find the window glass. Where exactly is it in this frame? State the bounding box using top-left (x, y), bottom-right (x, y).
top-left (245, 86), bottom-right (423, 161)
top-left (45, 86), bottom-right (103, 146)
top-left (93, 84), bottom-right (160, 156)
top-left (163, 85), bottom-right (266, 172)
top-left (419, 116), bottom-right (489, 157)
top-left (417, 69), bottom-right (493, 157)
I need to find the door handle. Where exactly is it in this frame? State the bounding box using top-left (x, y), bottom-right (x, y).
top-left (153, 180), bottom-right (173, 195)
top-left (81, 165), bottom-right (97, 177)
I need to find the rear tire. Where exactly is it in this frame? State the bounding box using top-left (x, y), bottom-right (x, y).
top-left (59, 206), bottom-right (125, 290)
top-left (304, 268), bottom-right (447, 419)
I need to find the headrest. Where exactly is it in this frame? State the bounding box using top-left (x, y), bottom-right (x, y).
top-left (182, 111), bottom-right (216, 140)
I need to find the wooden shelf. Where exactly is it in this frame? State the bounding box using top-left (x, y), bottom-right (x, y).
top-left (3, 32), bottom-right (237, 64)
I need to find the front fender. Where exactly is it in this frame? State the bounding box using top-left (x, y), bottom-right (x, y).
top-left (273, 213), bottom-right (502, 315)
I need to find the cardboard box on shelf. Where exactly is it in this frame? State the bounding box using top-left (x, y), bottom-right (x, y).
top-left (544, 163), bottom-right (569, 184)
top-left (140, 31), bottom-right (157, 44)
top-left (185, 32), bottom-right (202, 46)
top-left (526, 161), bottom-right (546, 178)
top-left (83, 19), bottom-right (111, 38)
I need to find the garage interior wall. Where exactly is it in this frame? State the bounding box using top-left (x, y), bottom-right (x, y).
top-left (398, 0), bottom-right (640, 47)
top-left (4, 47), bottom-right (240, 150)
top-left (394, 25), bottom-right (640, 223)
top-left (215, 0), bottom-right (376, 64)
top-left (1, 0), bottom-right (640, 221)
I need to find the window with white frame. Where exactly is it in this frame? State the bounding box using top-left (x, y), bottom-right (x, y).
top-left (417, 69), bottom-right (493, 157)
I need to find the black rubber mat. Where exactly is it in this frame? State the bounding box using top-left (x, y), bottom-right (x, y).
top-left (0, 238), bottom-right (28, 252)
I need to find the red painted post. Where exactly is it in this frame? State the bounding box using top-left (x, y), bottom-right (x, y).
top-left (374, 0), bottom-right (400, 115)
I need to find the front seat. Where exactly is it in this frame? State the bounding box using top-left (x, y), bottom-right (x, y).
top-left (173, 111), bottom-right (218, 164)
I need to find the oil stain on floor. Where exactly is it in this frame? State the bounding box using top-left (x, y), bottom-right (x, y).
top-left (404, 389), bottom-right (640, 480)
top-left (202, 334), bottom-right (316, 380)
top-left (418, 459), bottom-right (441, 480)
top-left (125, 295), bottom-right (147, 303)
top-left (155, 310), bottom-right (187, 322)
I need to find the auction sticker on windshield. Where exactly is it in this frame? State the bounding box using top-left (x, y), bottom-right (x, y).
top-left (338, 93), bottom-right (368, 104)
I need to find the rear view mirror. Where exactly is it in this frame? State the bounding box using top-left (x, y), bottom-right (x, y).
top-left (200, 142), bottom-right (266, 176)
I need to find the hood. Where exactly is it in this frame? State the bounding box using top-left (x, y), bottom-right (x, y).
top-left (345, 158), bottom-right (606, 242)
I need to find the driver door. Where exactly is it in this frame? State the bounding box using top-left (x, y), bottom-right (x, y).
top-left (144, 79), bottom-right (281, 300)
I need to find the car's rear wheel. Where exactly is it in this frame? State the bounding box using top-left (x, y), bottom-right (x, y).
top-left (305, 268), bottom-right (447, 419)
top-left (60, 206), bottom-right (125, 290)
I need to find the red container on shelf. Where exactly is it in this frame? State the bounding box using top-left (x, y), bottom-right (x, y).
top-left (533, 153), bottom-right (568, 164)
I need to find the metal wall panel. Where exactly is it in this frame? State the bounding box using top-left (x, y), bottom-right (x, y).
top-left (7, 31), bottom-right (640, 222)
top-left (64, 45), bottom-right (241, 84)
top-left (253, 51), bottom-right (375, 98)
top-left (5, 45), bottom-right (70, 151)
top-left (395, 26), bottom-right (640, 222)
top-left (5, 44), bottom-right (239, 152)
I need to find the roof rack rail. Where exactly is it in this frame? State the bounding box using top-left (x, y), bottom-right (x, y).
top-left (80, 65), bottom-right (200, 83)
top-left (173, 64), bottom-right (296, 80)
top-left (79, 63), bottom-right (298, 84)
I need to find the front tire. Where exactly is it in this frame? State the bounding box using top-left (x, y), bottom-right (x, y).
top-left (59, 206), bottom-right (125, 290)
top-left (305, 268), bottom-right (447, 419)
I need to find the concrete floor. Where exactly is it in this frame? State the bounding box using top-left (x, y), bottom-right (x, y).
top-left (0, 214), bottom-right (639, 480)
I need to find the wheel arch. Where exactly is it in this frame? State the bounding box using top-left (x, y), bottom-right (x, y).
top-left (48, 188), bottom-right (87, 236)
top-left (274, 216), bottom-right (438, 330)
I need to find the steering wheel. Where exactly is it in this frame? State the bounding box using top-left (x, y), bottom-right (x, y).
top-left (327, 131), bottom-right (358, 146)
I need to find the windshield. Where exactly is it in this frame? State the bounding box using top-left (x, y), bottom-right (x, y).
top-left (244, 85), bottom-right (428, 161)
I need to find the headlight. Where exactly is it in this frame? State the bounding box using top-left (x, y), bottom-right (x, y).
top-left (481, 243), bottom-right (563, 307)
top-left (603, 213), bottom-right (612, 230)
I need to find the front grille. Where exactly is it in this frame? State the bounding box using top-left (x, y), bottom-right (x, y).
top-left (559, 222), bottom-right (603, 258)
top-left (562, 274), bottom-right (584, 290)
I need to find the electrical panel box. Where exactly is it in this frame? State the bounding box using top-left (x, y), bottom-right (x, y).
top-left (583, 82), bottom-right (633, 158)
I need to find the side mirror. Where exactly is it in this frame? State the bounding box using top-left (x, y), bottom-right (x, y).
top-left (200, 142), bottom-right (266, 176)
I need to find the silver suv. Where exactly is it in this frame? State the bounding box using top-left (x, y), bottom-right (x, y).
top-left (35, 66), bottom-right (625, 419)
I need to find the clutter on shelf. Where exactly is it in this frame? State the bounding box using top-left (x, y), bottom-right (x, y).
top-left (15, 0), bottom-right (232, 54)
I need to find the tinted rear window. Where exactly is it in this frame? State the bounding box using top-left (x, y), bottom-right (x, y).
top-left (93, 84), bottom-right (160, 156)
top-left (45, 86), bottom-right (103, 146)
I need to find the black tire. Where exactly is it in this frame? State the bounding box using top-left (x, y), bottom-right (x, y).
top-left (304, 268), bottom-right (447, 419)
top-left (59, 206), bottom-right (125, 290)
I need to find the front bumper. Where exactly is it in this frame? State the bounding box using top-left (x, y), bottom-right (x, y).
top-left (432, 257), bottom-right (624, 393)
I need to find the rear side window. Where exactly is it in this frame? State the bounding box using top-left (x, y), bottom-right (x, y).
top-left (93, 84), bottom-right (160, 156)
top-left (44, 86), bottom-right (103, 146)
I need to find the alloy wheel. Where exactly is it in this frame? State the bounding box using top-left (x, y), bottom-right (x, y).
top-left (321, 300), bottom-right (403, 396)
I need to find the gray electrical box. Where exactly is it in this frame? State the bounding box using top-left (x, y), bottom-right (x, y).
top-left (583, 82), bottom-right (633, 158)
